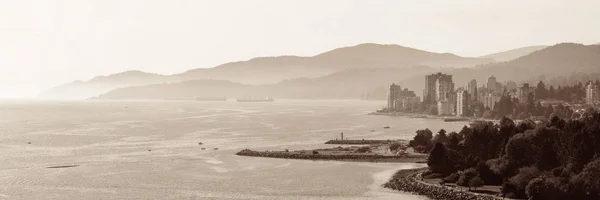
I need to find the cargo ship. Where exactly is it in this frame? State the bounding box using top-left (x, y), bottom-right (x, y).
top-left (195, 97), bottom-right (227, 101)
top-left (236, 96), bottom-right (274, 102)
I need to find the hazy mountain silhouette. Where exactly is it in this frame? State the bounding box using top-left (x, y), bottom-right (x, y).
top-left (98, 66), bottom-right (438, 100)
top-left (480, 45), bottom-right (548, 62)
top-left (93, 43), bottom-right (600, 100)
top-left (40, 43), bottom-right (493, 99)
top-left (39, 71), bottom-right (171, 99)
top-left (398, 43), bottom-right (600, 93)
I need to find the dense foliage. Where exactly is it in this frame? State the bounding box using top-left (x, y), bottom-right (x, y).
top-left (413, 110), bottom-right (600, 199)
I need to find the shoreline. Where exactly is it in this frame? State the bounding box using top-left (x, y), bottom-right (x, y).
top-left (383, 168), bottom-right (503, 200)
top-left (368, 111), bottom-right (498, 123)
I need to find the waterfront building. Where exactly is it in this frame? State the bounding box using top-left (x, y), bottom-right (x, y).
top-left (401, 96), bottom-right (421, 110)
top-left (387, 84), bottom-right (402, 109)
top-left (387, 83), bottom-right (417, 111)
top-left (437, 100), bottom-right (454, 116)
top-left (424, 73), bottom-right (453, 104)
top-left (468, 79), bottom-right (478, 102)
top-left (518, 83), bottom-right (535, 103)
top-left (456, 90), bottom-right (469, 117)
top-left (586, 82), bottom-right (598, 105)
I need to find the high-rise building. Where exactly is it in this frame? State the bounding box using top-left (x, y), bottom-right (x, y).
top-left (424, 73), bottom-right (454, 104)
top-left (424, 74), bottom-right (438, 104)
top-left (387, 84), bottom-right (402, 109)
top-left (387, 84), bottom-right (417, 111)
top-left (586, 82), bottom-right (598, 105)
top-left (456, 90), bottom-right (469, 117)
top-left (468, 79), bottom-right (478, 102)
top-left (436, 75), bottom-right (454, 103)
top-left (487, 76), bottom-right (497, 93)
top-left (518, 83), bottom-right (535, 103)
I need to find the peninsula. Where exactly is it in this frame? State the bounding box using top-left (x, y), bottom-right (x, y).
top-left (235, 139), bottom-right (427, 163)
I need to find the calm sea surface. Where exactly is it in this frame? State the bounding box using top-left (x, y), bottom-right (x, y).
top-left (0, 100), bottom-right (468, 200)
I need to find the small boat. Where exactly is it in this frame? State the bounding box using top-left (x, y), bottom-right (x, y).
top-left (213, 148), bottom-right (219, 150)
top-left (383, 126), bottom-right (390, 129)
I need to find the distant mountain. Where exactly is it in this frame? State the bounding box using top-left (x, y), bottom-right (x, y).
top-left (94, 43), bottom-right (600, 100)
top-left (97, 66), bottom-right (439, 100)
top-left (39, 71), bottom-right (170, 99)
top-left (480, 45), bottom-right (548, 62)
top-left (174, 43), bottom-right (492, 83)
top-left (40, 43), bottom-right (493, 99)
top-left (399, 43), bottom-right (600, 92)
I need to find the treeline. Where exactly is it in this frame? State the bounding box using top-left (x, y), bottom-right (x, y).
top-left (409, 110), bottom-right (600, 199)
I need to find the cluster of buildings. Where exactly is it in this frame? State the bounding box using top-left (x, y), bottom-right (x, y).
top-left (386, 72), bottom-right (547, 117)
top-left (386, 84), bottom-right (420, 112)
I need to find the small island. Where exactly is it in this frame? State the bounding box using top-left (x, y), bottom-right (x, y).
top-left (236, 139), bottom-right (427, 163)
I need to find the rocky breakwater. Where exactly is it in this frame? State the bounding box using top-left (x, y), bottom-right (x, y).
top-left (235, 149), bottom-right (424, 163)
top-left (324, 139), bottom-right (395, 145)
top-left (383, 169), bottom-right (501, 200)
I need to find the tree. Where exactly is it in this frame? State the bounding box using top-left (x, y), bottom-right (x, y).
top-left (433, 129), bottom-right (448, 144)
top-left (409, 129), bottom-right (434, 152)
top-left (445, 131), bottom-right (460, 150)
top-left (457, 168), bottom-right (479, 189)
top-left (507, 166), bottom-right (541, 199)
top-left (389, 142), bottom-right (402, 152)
top-left (428, 142), bottom-right (455, 175)
top-left (469, 176), bottom-right (484, 191)
top-left (535, 81), bottom-right (548, 100)
top-left (578, 158), bottom-right (600, 198)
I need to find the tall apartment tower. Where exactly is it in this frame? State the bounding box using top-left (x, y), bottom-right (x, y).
top-left (456, 90), bottom-right (470, 117)
top-left (487, 76), bottom-right (498, 94)
top-left (424, 73), bottom-right (454, 104)
top-left (586, 82), bottom-right (598, 105)
top-left (468, 79), bottom-right (478, 102)
top-left (387, 84), bottom-right (402, 109)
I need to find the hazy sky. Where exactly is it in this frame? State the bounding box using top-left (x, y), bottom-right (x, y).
top-left (1, 0), bottom-right (599, 97)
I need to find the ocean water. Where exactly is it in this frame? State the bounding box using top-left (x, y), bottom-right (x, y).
top-left (0, 100), bottom-right (468, 200)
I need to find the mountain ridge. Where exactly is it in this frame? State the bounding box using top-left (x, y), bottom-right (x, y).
top-left (96, 43), bottom-right (600, 100)
top-left (40, 43), bottom-right (493, 99)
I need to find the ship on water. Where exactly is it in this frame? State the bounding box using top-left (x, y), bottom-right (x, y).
top-left (195, 96), bottom-right (227, 101)
top-left (236, 96), bottom-right (274, 102)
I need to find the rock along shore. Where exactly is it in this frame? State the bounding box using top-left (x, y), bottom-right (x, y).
top-left (383, 168), bottom-right (502, 200)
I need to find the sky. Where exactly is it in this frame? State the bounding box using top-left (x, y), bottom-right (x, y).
top-left (1, 0), bottom-right (599, 98)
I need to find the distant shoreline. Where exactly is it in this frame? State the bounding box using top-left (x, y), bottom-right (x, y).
top-left (368, 111), bottom-right (496, 123)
